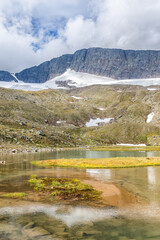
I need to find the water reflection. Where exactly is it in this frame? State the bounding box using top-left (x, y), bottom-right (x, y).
top-left (148, 167), bottom-right (156, 186)
top-left (1, 150), bottom-right (160, 239)
top-left (86, 169), bottom-right (111, 181)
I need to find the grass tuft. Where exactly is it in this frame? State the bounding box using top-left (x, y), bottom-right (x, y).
top-left (1, 192), bottom-right (27, 198)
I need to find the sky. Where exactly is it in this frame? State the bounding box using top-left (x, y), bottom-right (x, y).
top-left (1, 0), bottom-right (160, 72)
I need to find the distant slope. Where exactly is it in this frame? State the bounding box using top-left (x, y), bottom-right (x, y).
top-left (0, 71), bottom-right (16, 82)
top-left (0, 85), bottom-right (159, 147)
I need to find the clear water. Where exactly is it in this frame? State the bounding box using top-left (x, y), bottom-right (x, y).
top-left (0, 150), bottom-right (160, 239)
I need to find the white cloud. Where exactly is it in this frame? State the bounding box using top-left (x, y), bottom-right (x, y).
top-left (1, 0), bottom-right (160, 72)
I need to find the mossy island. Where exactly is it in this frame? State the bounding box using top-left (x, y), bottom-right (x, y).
top-left (31, 157), bottom-right (160, 169)
top-left (29, 175), bottom-right (101, 201)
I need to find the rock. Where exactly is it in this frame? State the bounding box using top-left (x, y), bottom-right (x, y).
top-left (20, 122), bottom-right (27, 126)
top-left (0, 161), bottom-right (6, 164)
top-left (22, 227), bottom-right (50, 238)
top-left (119, 237), bottom-right (133, 240)
top-left (76, 230), bottom-right (102, 237)
top-left (23, 222), bottom-right (35, 229)
top-left (55, 232), bottom-right (70, 238)
top-left (38, 131), bottom-right (46, 136)
top-left (45, 226), bottom-right (67, 235)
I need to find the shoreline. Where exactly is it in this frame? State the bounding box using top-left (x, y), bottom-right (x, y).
top-left (0, 143), bottom-right (160, 155)
top-left (0, 179), bottom-right (142, 209)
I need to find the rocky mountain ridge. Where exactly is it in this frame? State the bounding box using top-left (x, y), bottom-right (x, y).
top-left (1, 47), bottom-right (160, 83)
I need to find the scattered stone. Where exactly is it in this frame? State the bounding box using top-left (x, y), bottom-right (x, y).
top-left (76, 230), bottom-right (101, 237)
top-left (38, 131), bottom-right (46, 136)
top-left (20, 122), bottom-right (27, 126)
top-left (23, 221), bottom-right (35, 229)
top-left (0, 161), bottom-right (6, 164)
top-left (23, 227), bottom-right (50, 239)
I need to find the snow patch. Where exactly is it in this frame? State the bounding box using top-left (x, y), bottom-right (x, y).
top-left (97, 108), bottom-right (105, 111)
top-left (11, 73), bottom-right (19, 82)
top-left (72, 96), bottom-right (82, 100)
top-left (147, 88), bottom-right (158, 91)
top-left (146, 112), bottom-right (155, 123)
top-left (86, 118), bottom-right (113, 127)
top-left (53, 69), bottom-right (160, 88)
top-left (0, 80), bottom-right (65, 91)
top-left (2, 69), bottom-right (160, 91)
top-left (56, 121), bottom-right (66, 124)
top-left (117, 143), bottom-right (146, 146)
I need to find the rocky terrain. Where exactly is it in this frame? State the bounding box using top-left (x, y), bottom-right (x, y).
top-left (2, 48), bottom-right (160, 83)
top-left (0, 85), bottom-right (160, 149)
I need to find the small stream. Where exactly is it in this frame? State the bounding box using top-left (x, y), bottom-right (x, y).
top-left (0, 150), bottom-right (160, 239)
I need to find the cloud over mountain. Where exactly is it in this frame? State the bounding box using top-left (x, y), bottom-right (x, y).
top-left (1, 0), bottom-right (160, 72)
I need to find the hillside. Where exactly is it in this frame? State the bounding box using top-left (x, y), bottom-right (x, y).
top-left (0, 85), bottom-right (160, 149)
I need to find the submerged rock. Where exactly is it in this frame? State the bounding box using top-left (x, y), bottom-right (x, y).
top-left (22, 227), bottom-right (50, 238)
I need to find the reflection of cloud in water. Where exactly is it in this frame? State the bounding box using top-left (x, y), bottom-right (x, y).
top-left (147, 167), bottom-right (156, 186)
top-left (0, 205), bottom-right (160, 226)
top-left (147, 152), bottom-right (155, 157)
top-left (86, 169), bottom-right (111, 181)
top-left (85, 151), bottom-right (112, 158)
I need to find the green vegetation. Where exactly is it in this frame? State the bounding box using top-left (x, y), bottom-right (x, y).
top-left (31, 157), bottom-right (160, 169)
top-left (0, 85), bottom-right (160, 147)
top-left (29, 175), bottom-right (45, 191)
top-left (90, 145), bottom-right (160, 151)
top-left (1, 192), bottom-right (27, 198)
top-left (29, 175), bottom-right (101, 200)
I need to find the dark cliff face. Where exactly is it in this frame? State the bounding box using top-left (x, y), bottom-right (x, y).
top-left (0, 71), bottom-right (16, 82)
top-left (70, 48), bottom-right (160, 79)
top-left (15, 54), bottom-right (73, 83)
top-left (4, 47), bottom-right (160, 83)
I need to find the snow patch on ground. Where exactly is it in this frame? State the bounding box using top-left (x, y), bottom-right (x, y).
top-left (0, 80), bottom-right (65, 91)
top-left (86, 118), bottom-right (113, 127)
top-left (54, 69), bottom-right (160, 88)
top-left (97, 108), bottom-right (105, 111)
top-left (1, 69), bottom-right (160, 91)
top-left (56, 121), bottom-right (66, 124)
top-left (147, 88), bottom-right (158, 91)
top-left (72, 96), bottom-right (82, 100)
top-left (11, 73), bottom-right (19, 82)
top-left (117, 143), bottom-right (146, 146)
top-left (146, 112), bottom-right (155, 123)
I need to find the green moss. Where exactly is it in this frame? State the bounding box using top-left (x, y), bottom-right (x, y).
top-left (1, 192), bottom-right (27, 198)
top-left (29, 175), bottom-right (101, 201)
top-left (90, 145), bottom-right (160, 151)
top-left (31, 157), bottom-right (160, 169)
top-left (29, 175), bottom-right (45, 191)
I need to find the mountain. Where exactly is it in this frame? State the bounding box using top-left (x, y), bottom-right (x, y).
top-left (0, 71), bottom-right (16, 82)
top-left (1, 47), bottom-right (160, 85)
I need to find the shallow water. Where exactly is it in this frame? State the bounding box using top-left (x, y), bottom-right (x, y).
top-left (0, 150), bottom-right (160, 239)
